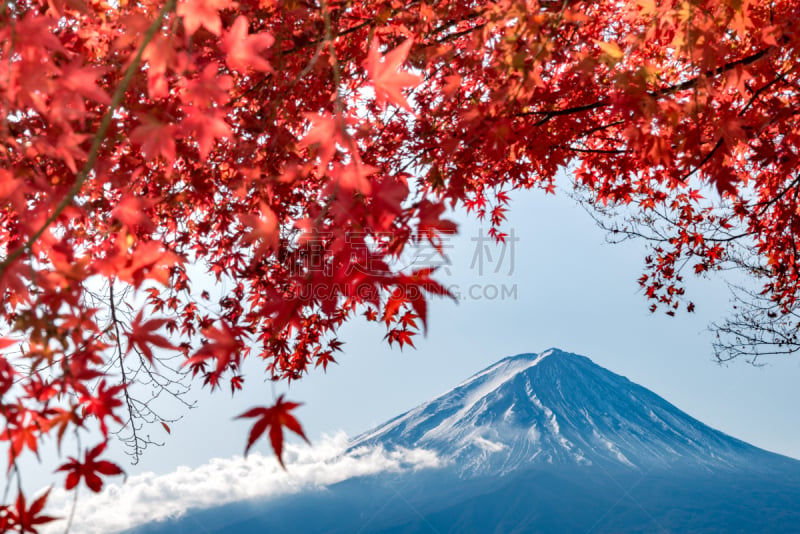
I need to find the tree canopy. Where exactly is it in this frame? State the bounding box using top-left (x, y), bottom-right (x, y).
top-left (1, 0), bottom-right (799, 529)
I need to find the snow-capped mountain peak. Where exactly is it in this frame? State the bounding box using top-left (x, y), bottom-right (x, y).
top-left (130, 349), bottom-right (800, 534)
top-left (351, 349), bottom-right (763, 476)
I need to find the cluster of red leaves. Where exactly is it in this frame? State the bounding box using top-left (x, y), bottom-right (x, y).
top-left (0, 491), bottom-right (56, 534)
top-left (0, 0), bottom-right (799, 528)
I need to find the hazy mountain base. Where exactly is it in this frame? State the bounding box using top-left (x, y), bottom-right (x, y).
top-left (129, 460), bottom-right (800, 534)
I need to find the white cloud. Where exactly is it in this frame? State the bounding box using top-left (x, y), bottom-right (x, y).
top-left (41, 433), bottom-right (440, 534)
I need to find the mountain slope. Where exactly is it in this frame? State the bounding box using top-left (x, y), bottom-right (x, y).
top-left (351, 348), bottom-right (776, 476)
top-left (129, 348), bottom-right (800, 534)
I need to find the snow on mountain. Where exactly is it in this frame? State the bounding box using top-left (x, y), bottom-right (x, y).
top-left (351, 348), bottom-right (765, 476)
top-left (127, 348), bottom-right (800, 534)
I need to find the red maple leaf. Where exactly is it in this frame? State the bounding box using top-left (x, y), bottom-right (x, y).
top-left (332, 160), bottom-right (376, 195)
top-left (182, 106), bottom-right (232, 159)
top-left (98, 240), bottom-right (181, 289)
top-left (1, 408), bottom-right (41, 466)
top-left (183, 322), bottom-right (245, 380)
top-left (176, 0), bottom-right (231, 36)
top-left (130, 116), bottom-right (176, 164)
top-left (385, 328), bottom-right (416, 349)
top-left (314, 350), bottom-right (336, 371)
top-left (416, 200), bottom-right (458, 248)
top-left (230, 375), bottom-right (244, 395)
top-left (364, 37), bottom-right (422, 112)
top-left (57, 442), bottom-right (124, 492)
top-left (184, 62), bottom-right (233, 107)
top-left (241, 202), bottom-right (280, 259)
top-left (0, 338), bottom-right (19, 351)
top-left (58, 60), bottom-right (110, 105)
top-left (3, 489), bottom-right (58, 534)
top-left (79, 380), bottom-right (125, 437)
top-left (112, 195), bottom-right (155, 233)
top-left (298, 112), bottom-right (341, 170)
top-left (237, 395), bottom-right (309, 467)
top-left (223, 16), bottom-right (274, 73)
top-left (126, 310), bottom-right (176, 364)
top-left (42, 408), bottom-right (81, 451)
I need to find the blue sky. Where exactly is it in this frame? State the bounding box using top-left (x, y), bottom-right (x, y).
top-left (114, 186), bottom-right (800, 472)
top-left (26, 185), bottom-right (800, 531)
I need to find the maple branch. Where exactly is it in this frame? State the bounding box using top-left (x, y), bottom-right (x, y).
top-left (108, 280), bottom-right (145, 464)
top-left (278, 10), bottom-right (388, 56)
top-left (0, 0), bottom-right (177, 279)
top-left (424, 9), bottom-right (485, 43)
top-left (0, 0), bottom-right (16, 18)
top-left (754, 174), bottom-right (800, 215)
top-left (574, 120), bottom-right (625, 138)
top-left (131, 347), bottom-right (194, 407)
top-left (239, 2), bottom-right (431, 104)
top-left (680, 138), bottom-right (724, 183)
top-left (576, 199), bottom-right (671, 244)
top-left (527, 100), bottom-right (608, 125)
top-left (431, 21), bottom-right (487, 45)
top-left (681, 68), bottom-right (790, 184)
top-left (516, 46), bottom-right (775, 126)
top-left (740, 72), bottom-right (786, 116)
top-left (234, 8), bottom-right (380, 102)
top-left (283, 0), bottom-right (482, 55)
top-left (103, 282), bottom-right (191, 461)
top-left (564, 146), bottom-right (629, 154)
top-left (711, 284), bottom-right (800, 364)
top-left (651, 47), bottom-right (774, 98)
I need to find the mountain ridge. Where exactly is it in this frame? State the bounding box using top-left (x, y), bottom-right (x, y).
top-left (128, 347), bottom-right (800, 534)
top-left (351, 348), bottom-right (788, 476)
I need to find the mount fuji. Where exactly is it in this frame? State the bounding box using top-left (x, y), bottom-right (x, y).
top-left (130, 349), bottom-right (800, 533)
top-left (351, 348), bottom-right (771, 475)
